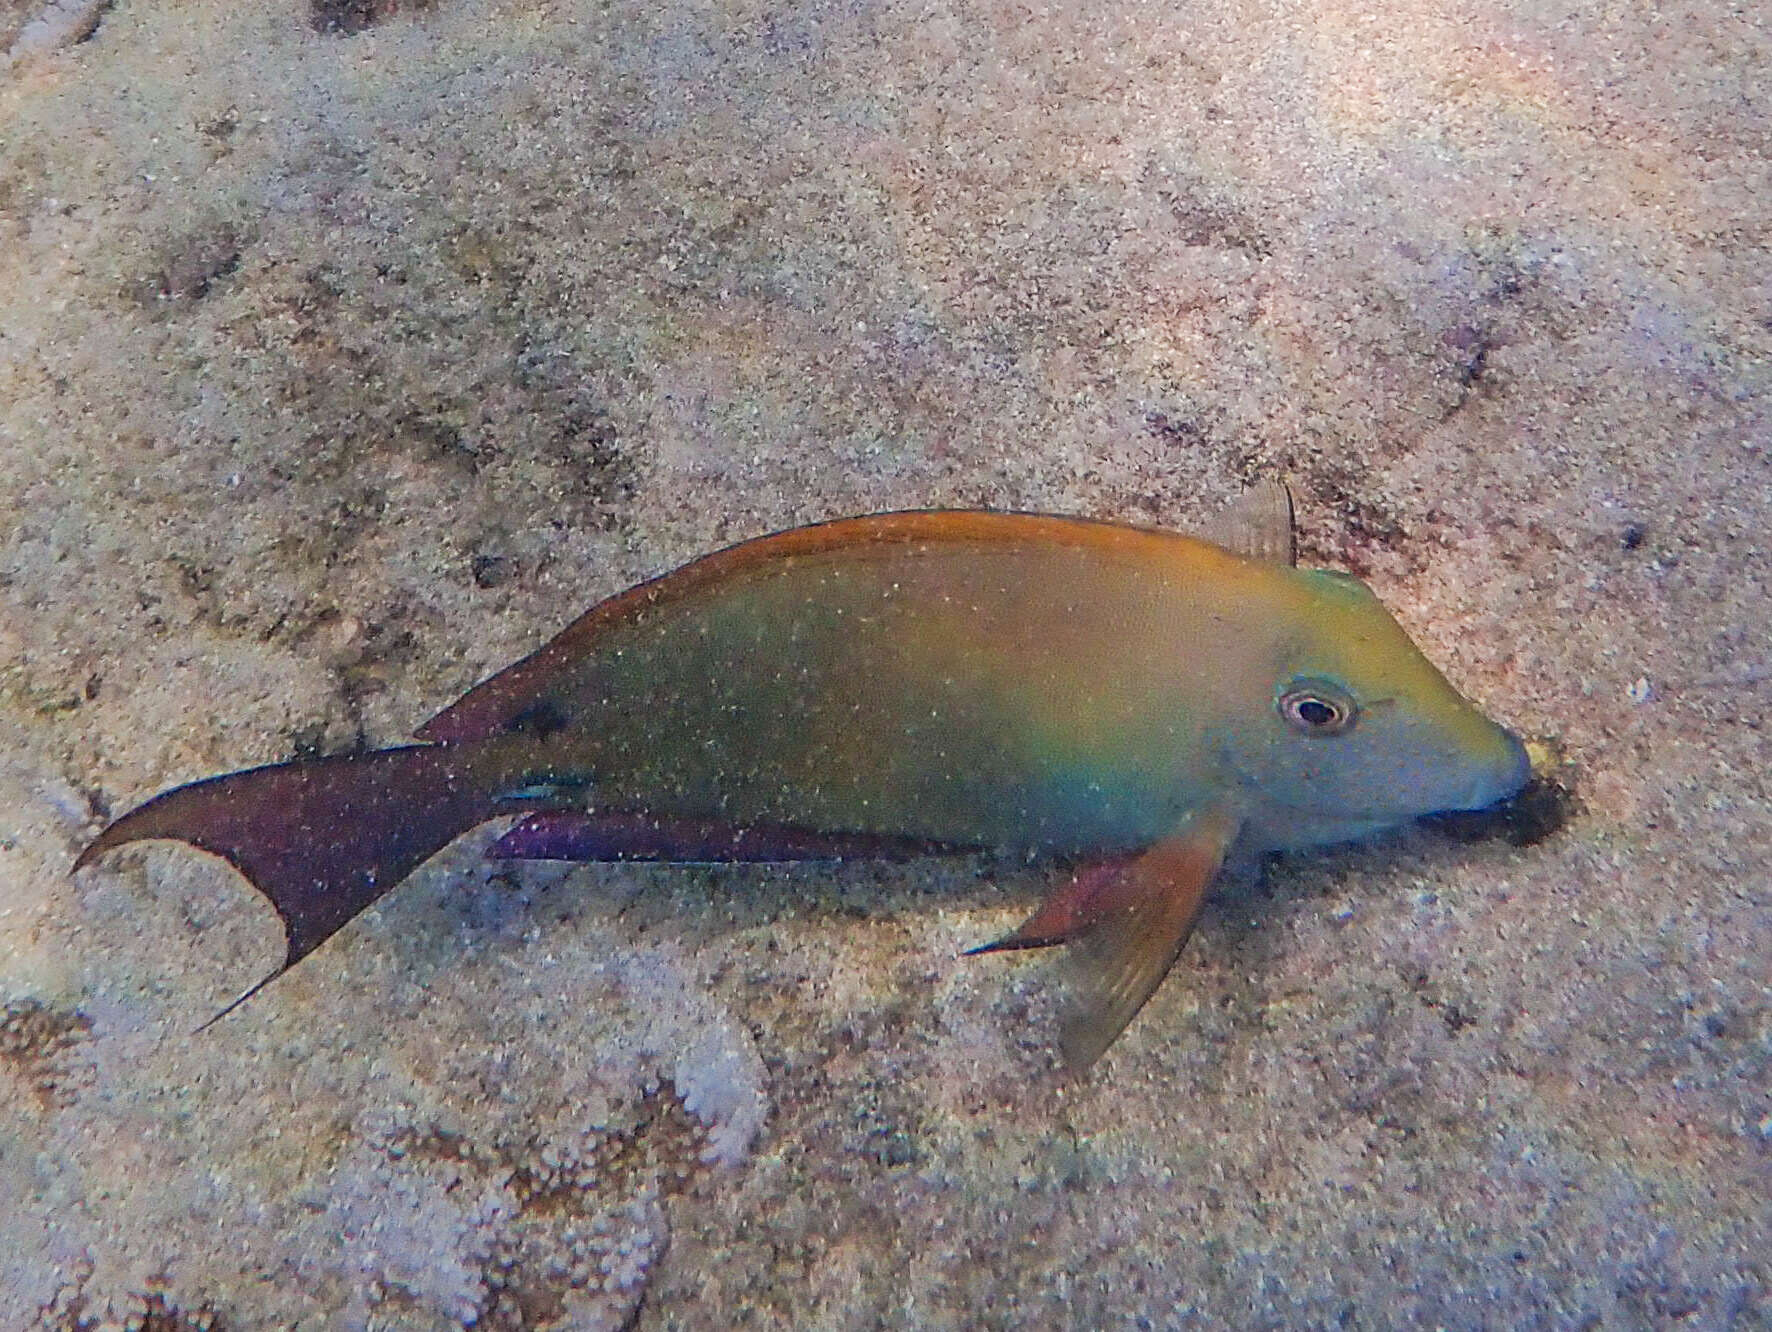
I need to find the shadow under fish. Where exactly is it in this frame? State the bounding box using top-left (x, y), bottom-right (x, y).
top-left (76, 488), bottom-right (1531, 1070)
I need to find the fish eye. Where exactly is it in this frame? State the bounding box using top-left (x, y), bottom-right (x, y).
top-left (1277, 679), bottom-right (1359, 736)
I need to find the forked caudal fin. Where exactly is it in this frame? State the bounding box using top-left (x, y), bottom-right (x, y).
top-left (74, 744), bottom-right (517, 992)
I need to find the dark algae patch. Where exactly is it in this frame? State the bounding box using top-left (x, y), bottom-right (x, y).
top-left (0, 997), bottom-right (92, 1109)
top-left (310, 0), bottom-right (436, 36)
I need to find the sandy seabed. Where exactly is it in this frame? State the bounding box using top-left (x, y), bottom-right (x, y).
top-left (1, 0), bottom-right (1767, 1327)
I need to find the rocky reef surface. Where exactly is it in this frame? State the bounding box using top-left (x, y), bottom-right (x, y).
top-left (1, 0), bottom-right (1766, 1326)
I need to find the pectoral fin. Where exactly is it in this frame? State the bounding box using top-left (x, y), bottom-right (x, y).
top-left (1050, 809), bottom-right (1240, 1071)
top-left (964, 853), bottom-right (1148, 954)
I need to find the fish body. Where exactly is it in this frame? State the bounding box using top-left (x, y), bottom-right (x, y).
top-left (77, 507), bottom-right (1529, 1066)
top-left (431, 513), bottom-right (1520, 852)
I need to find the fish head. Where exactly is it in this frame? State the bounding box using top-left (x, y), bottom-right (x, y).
top-left (1221, 567), bottom-right (1530, 849)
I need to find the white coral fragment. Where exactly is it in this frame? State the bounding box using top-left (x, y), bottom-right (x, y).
top-left (611, 942), bottom-right (771, 1167)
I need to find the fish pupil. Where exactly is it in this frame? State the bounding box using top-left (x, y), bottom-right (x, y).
top-left (1276, 680), bottom-right (1356, 734)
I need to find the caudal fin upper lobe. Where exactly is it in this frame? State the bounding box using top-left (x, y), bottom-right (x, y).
top-left (76, 743), bottom-right (507, 972)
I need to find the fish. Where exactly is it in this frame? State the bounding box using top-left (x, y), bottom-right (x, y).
top-left (75, 489), bottom-right (1531, 1068)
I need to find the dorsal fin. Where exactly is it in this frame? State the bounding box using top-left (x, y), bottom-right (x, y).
top-left (1206, 480), bottom-right (1296, 566)
top-left (416, 510), bottom-right (1220, 745)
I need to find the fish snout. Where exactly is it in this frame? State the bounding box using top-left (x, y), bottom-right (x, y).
top-left (1460, 727), bottom-right (1532, 811)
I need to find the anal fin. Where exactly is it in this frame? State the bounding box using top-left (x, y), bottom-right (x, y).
top-left (489, 810), bottom-right (975, 863)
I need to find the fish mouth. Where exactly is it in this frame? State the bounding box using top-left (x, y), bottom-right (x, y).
top-left (1456, 728), bottom-right (1533, 812)
top-left (1406, 728), bottom-right (1534, 818)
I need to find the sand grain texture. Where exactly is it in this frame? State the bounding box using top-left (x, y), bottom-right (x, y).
top-left (1, 0), bottom-right (1766, 1327)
